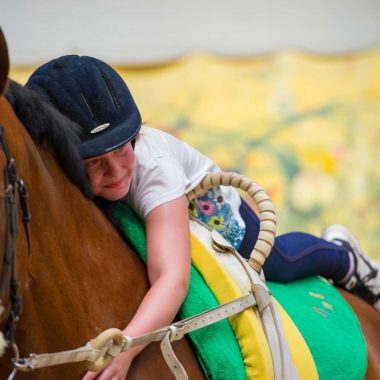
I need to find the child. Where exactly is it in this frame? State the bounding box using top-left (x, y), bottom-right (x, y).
top-left (26, 55), bottom-right (380, 380)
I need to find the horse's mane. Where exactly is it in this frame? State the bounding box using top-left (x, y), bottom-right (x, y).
top-left (5, 80), bottom-right (93, 199)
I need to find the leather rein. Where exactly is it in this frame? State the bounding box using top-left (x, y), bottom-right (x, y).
top-left (0, 124), bottom-right (31, 361)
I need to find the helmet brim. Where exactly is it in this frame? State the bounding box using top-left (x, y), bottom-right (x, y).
top-left (79, 110), bottom-right (141, 159)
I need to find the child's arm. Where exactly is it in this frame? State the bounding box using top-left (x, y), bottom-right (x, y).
top-left (82, 194), bottom-right (191, 380)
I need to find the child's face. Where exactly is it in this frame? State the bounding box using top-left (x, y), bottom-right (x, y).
top-left (83, 142), bottom-right (136, 201)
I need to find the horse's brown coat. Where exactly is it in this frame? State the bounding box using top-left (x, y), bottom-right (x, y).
top-left (0, 28), bottom-right (379, 380)
top-left (339, 290), bottom-right (380, 380)
top-left (0, 96), bottom-right (204, 379)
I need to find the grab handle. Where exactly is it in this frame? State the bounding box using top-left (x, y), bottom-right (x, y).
top-left (186, 172), bottom-right (276, 272)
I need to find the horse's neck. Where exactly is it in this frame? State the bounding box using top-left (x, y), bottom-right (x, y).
top-left (0, 96), bottom-right (107, 254)
top-left (0, 95), bottom-right (149, 345)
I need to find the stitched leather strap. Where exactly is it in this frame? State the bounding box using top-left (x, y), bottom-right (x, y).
top-left (161, 327), bottom-right (188, 380)
top-left (12, 293), bottom-right (256, 376)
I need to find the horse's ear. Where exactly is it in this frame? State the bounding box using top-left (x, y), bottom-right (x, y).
top-left (0, 27), bottom-right (9, 96)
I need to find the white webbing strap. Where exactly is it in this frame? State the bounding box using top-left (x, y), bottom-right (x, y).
top-left (12, 293), bottom-right (256, 378)
top-left (161, 326), bottom-right (189, 380)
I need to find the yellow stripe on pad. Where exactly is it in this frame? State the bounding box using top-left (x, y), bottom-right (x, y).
top-left (190, 232), bottom-right (318, 380)
top-left (190, 234), bottom-right (274, 380)
top-left (273, 300), bottom-right (318, 380)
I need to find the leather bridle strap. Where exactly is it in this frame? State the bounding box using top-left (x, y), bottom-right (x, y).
top-left (11, 293), bottom-right (257, 379)
top-left (0, 124), bottom-right (31, 346)
top-left (0, 126), bottom-right (31, 257)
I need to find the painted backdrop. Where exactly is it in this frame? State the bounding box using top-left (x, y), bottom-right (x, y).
top-left (10, 50), bottom-right (380, 260)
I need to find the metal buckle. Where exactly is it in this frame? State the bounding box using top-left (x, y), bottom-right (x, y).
top-left (7, 343), bottom-right (33, 379)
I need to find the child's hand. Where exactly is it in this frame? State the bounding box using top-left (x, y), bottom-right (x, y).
top-left (81, 351), bottom-right (134, 380)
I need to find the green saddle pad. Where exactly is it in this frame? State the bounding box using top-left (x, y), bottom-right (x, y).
top-left (111, 201), bottom-right (366, 379)
top-left (268, 277), bottom-right (367, 380)
top-left (111, 201), bottom-right (247, 379)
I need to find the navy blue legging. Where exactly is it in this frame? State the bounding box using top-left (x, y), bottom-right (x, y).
top-left (238, 199), bottom-right (350, 283)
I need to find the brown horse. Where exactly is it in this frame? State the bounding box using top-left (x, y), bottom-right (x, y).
top-left (0, 30), bottom-right (204, 380)
top-left (340, 290), bottom-right (380, 379)
top-left (0, 29), bottom-right (379, 380)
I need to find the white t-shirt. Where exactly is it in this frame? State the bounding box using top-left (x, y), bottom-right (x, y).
top-left (126, 126), bottom-right (245, 249)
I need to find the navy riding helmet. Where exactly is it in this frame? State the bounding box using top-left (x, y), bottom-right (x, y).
top-left (26, 55), bottom-right (141, 159)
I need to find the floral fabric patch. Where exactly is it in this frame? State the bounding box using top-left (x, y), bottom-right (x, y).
top-left (189, 186), bottom-right (245, 250)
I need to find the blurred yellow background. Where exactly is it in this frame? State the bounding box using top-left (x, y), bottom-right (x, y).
top-left (10, 50), bottom-right (380, 260)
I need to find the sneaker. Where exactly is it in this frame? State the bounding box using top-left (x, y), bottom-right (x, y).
top-left (322, 224), bottom-right (380, 312)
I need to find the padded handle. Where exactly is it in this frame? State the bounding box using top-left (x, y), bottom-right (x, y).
top-left (187, 172), bottom-right (276, 272)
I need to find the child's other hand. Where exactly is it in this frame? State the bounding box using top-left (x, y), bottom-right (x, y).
top-left (81, 351), bottom-right (134, 380)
